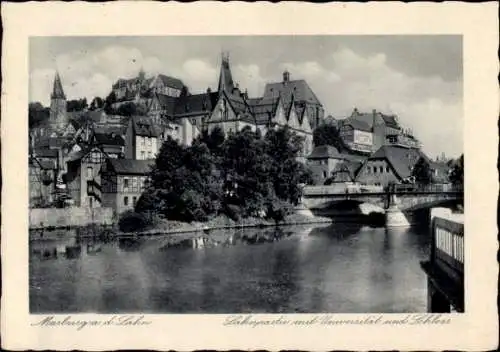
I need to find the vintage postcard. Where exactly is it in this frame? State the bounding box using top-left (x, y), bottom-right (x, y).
top-left (1, 2), bottom-right (498, 351)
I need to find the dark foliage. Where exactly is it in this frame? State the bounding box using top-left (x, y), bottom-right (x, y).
top-left (448, 154), bottom-right (464, 185)
top-left (67, 98), bottom-right (88, 112)
top-left (118, 210), bottom-right (149, 232)
top-left (411, 157), bottom-right (433, 185)
top-left (29, 102), bottom-right (50, 128)
top-left (136, 127), bottom-right (312, 223)
top-left (313, 124), bottom-right (346, 151)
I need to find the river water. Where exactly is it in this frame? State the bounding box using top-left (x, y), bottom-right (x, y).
top-left (30, 222), bottom-right (431, 313)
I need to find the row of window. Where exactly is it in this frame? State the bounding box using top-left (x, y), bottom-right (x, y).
top-left (139, 151), bottom-right (155, 160)
top-left (366, 165), bottom-right (390, 174)
top-left (309, 159), bottom-right (329, 165)
top-left (138, 136), bottom-right (154, 147)
top-left (123, 176), bottom-right (148, 192)
top-left (83, 151), bottom-right (105, 164)
top-left (123, 196), bottom-right (138, 206)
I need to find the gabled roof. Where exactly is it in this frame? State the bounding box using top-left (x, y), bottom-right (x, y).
top-left (341, 118), bottom-right (372, 132)
top-left (381, 114), bottom-right (399, 128)
top-left (349, 108), bottom-right (401, 130)
top-left (94, 132), bottom-right (125, 146)
top-left (262, 79), bottom-right (322, 107)
top-left (30, 156), bottom-right (57, 170)
top-left (67, 146), bottom-right (106, 163)
top-left (108, 159), bottom-right (153, 175)
top-left (308, 145), bottom-right (345, 159)
top-left (330, 160), bottom-right (363, 182)
top-left (130, 116), bottom-right (161, 137)
top-left (155, 93), bottom-right (178, 116)
top-left (249, 97), bottom-right (278, 125)
top-left (33, 148), bottom-right (59, 158)
top-left (369, 145), bottom-right (429, 179)
top-left (68, 119), bottom-right (81, 130)
top-left (155, 74), bottom-right (184, 90)
top-left (174, 92), bottom-right (214, 116)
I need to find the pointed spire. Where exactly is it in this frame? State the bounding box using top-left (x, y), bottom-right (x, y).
top-left (51, 71), bottom-right (66, 100)
top-left (217, 51), bottom-right (235, 94)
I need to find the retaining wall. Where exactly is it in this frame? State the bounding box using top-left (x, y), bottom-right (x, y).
top-left (30, 207), bottom-right (114, 229)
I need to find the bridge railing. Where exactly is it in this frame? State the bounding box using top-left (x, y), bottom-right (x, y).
top-left (431, 216), bottom-right (464, 279)
top-left (392, 183), bottom-right (464, 193)
top-left (302, 183), bottom-right (464, 196)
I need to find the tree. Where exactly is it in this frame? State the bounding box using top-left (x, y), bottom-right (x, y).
top-left (28, 102), bottom-right (50, 128)
top-left (138, 136), bottom-right (222, 222)
top-left (448, 154), bottom-right (464, 185)
top-left (90, 97), bottom-right (104, 110)
top-left (313, 124), bottom-right (346, 151)
top-left (221, 127), bottom-right (273, 215)
top-left (67, 98), bottom-right (88, 112)
top-left (137, 126), bottom-right (313, 222)
top-left (411, 157), bottom-right (433, 185)
top-left (264, 127), bottom-right (310, 205)
top-left (116, 102), bottom-right (138, 116)
top-left (104, 92), bottom-right (117, 114)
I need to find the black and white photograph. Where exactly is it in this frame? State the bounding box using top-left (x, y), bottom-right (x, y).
top-left (2, 2), bottom-right (499, 351)
top-left (28, 35), bottom-right (465, 314)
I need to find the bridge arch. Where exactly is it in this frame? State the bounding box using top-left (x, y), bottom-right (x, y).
top-left (403, 198), bottom-right (463, 212)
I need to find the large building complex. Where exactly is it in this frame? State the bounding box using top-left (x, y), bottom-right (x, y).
top-left (28, 53), bottom-right (325, 213)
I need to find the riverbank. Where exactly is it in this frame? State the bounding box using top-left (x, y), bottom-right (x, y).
top-left (29, 212), bottom-right (332, 241)
top-left (117, 212), bottom-right (333, 237)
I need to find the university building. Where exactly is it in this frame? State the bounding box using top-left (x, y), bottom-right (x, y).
top-left (28, 53), bottom-right (327, 213)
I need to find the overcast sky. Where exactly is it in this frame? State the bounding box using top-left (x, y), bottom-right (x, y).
top-left (29, 36), bottom-right (463, 158)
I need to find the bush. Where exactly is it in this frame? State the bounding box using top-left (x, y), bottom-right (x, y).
top-left (118, 210), bottom-right (149, 232)
top-left (224, 203), bottom-right (242, 222)
top-left (266, 199), bottom-right (294, 223)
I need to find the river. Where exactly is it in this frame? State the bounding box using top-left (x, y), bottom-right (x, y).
top-left (29, 222), bottom-right (431, 313)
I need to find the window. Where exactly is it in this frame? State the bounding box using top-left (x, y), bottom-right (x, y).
top-left (124, 196), bottom-right (129, 206)
top-left (323, 171), bottom-right (327, 178)
top-left (141, 151), bottom-right (146, 159)
top-left (133, 196), bottom-right (137, 206)
top-left (123, 178), bottom-right (129, 191)
top-left (386, 166), bottom-right (390, 173)
top-left (89, 197), bottom-right (93, 208)
top-left (367, 166), bottom-right (371, 173)
top-left (131, 177), bottom-right (138, 192)
top-left (147, 137), bottom-right (152, 147)
top-left (147, 151), bottom-right (153, 159)
top-left (87, 167), bottom-right (93, 178)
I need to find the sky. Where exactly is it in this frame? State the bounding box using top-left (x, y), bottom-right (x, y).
top-left (29, 36), bottom-right (463, 158)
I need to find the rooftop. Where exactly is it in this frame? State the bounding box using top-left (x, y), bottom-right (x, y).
top-left (108, 159), bottom-right (154, 175)
top-left (308, 145), bottom-right (345, 159)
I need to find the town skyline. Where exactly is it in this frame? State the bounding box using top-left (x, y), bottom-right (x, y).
top-left (29, 36), bottom-right (463, 158)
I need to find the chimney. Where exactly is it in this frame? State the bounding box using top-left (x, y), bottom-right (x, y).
top-left (283, 70), bottom-right (290, 83)
top-left (372, 109), bottom-right (377, 131)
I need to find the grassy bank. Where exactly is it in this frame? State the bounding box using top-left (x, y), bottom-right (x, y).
top-left (118, 212), bottom-right (332, 237)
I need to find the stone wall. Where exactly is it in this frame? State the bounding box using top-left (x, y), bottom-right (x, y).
top-left (29, 207), bottom-right (115, 229)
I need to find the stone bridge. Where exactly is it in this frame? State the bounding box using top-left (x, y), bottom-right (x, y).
top-left (301, 184), bottom-right (464, 227)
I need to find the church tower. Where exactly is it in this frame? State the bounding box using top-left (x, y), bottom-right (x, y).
top-left (217, 52), bottom-right (235, 94)
top-left (49, 71), bottom-right (67, 130)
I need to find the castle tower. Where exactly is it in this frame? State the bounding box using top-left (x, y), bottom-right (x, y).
top-left (217, 52), bottom-right (235, 94)
top-left (49, 71), bottom-right (67, 130)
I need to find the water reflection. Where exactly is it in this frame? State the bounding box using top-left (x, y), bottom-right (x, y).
top-left (30, 223), bottom-right (430, 313)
